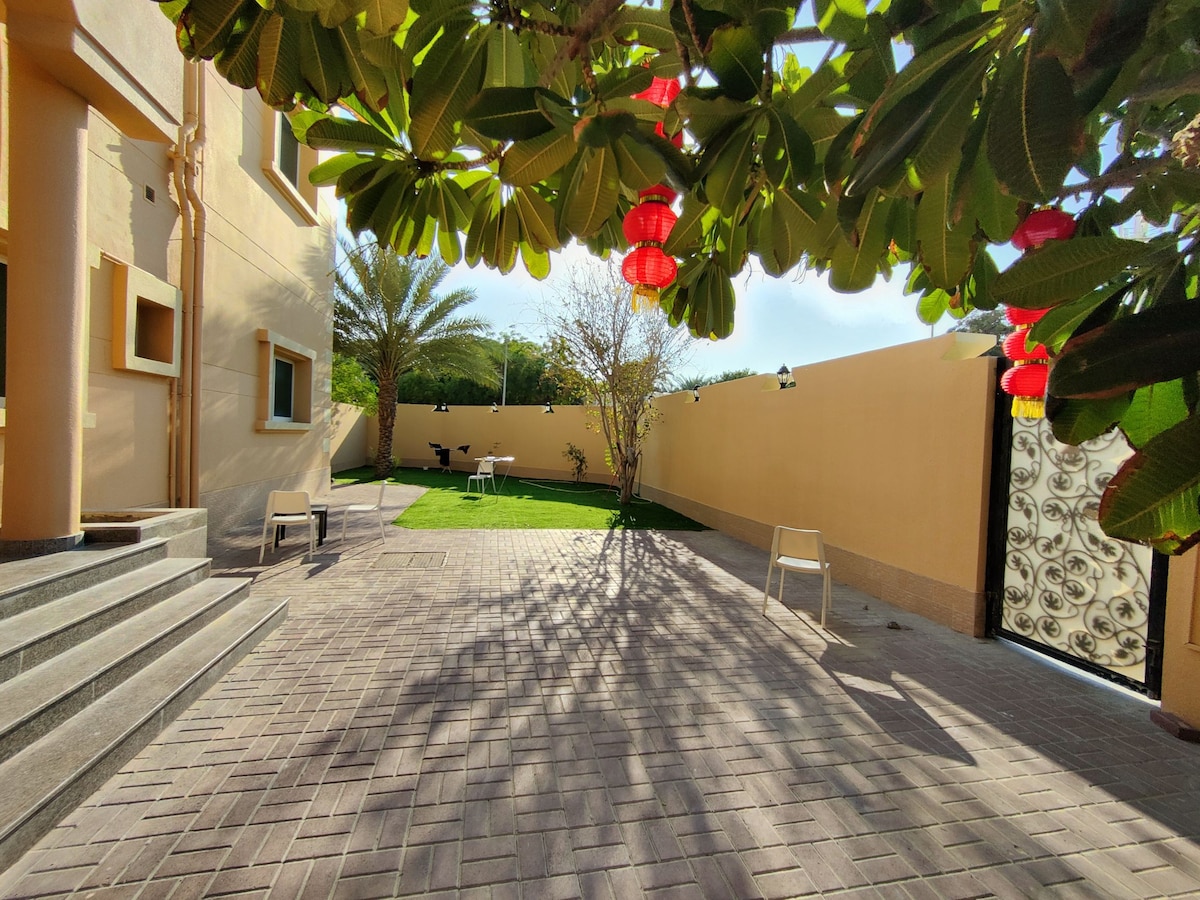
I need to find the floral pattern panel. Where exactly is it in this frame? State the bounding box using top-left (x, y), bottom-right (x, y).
top-left (1002, 418), bottom-right (1152, 684)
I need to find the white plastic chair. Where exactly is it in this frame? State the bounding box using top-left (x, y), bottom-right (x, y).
top-left (466, 458), bottom-right (497, 494)
top-left (763, 526), bottom-right (832, 627)
top-left (341, 479), bottom-right (388, 542)
top-left (259, 490), bottom-right (316, 563)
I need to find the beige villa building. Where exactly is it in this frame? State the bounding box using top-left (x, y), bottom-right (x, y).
top-left (0, 0), bottom-right (335, 555)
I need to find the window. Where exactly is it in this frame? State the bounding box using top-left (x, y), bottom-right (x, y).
top-left (273, 356), bottom-right (295, 420)
top-left (111, 258), bottom-right (182, 378)
top-left (257, 329), bottom-right (315, 432)
top-left (278, 121), bottom-right (302, 190)
top-left (261, 109), bottom-right (320, 226)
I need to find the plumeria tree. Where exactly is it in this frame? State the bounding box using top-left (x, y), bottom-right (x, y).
top-left (157, 0), bottom-right (1200, 552)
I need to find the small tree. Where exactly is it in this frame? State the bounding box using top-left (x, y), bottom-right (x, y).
top-left (668, 369), bottom-right (758, 393)
top-left (543, 261), bottom-right (692, 505)
top-left (950, 310), bottom-right (1014, 338)
top-left (563, 443), bottom-right (588, 483)
top-left (331, 352), bottom-right (378, 414)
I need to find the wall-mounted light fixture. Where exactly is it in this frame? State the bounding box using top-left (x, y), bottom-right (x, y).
top-left (776, 365), bottom-right (795, 389)
top-left (543, 401), bottom-right (554, 414)
top-left (490, 402), bottom-right (499, 413)
top-left (433, 402), bottom-right (450, 412)
top-left (691, 385), bottom-right (700, 403)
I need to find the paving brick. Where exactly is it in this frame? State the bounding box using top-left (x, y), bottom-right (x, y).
top-left (3, 524), bottom-right (1199, 900)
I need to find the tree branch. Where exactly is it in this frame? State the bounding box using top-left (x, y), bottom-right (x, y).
top-left (680, 0), bottom-right (704, 56)
top-left (773, 27), bottom-right (826, 45)
top-left (1054, 155), bottom-right (1180, 200)
top-left (537, 0), bottom-right (627, 87)
top-left (430, 145), bottom-right (505, 172)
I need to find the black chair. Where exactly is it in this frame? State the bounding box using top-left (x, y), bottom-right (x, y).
top-left (429, 442), bottom-right (452, 472)
top-left (428, 443), bottom-right (470, 472)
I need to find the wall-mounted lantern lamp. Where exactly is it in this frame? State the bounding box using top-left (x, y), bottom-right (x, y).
top-left (433, 402), bottom-right (450, 412)
top-left (776, 365), bottom-right (795, 389)
top-left (691, 385), bottom-right (700, 402)
top-left (490, 402), bottom-right (499, 413)
top-left (543, 401), bottom-right (555, 414)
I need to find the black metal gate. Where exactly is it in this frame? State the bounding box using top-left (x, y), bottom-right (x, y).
top-left (985, 383), bottom-right (1168, 696)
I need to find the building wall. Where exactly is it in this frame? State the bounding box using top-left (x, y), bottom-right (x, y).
top-left (0, 6), bottom-right (335, 542)
top-left (195, 77), bottom-right (335, 534)
top-left (79, 103), bottom-right (184, 511)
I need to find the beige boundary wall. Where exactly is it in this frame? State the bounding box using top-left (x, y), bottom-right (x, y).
top-left (640, 335), bottom-right (997, 637)
top-left (377, 402), bottom-right (614, 483)
top-left (370, 334), bottom-right (997, 636)
top-left (331, 402), bottom-right (370, 473)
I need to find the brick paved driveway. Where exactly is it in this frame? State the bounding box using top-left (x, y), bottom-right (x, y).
top-left (1, 483), bottom-right (1198, 898)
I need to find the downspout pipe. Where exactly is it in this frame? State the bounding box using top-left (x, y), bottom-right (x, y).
top-left (182, 62), bottom-right (208, 508)
top-left (169, 76), bottom-right (198, 507)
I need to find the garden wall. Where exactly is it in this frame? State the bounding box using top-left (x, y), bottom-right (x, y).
top-left (375, 403), bottom-right (615, 483)
top-left (366, 334), bottom-right (998, 636)
top-left (639, 334), bottom-right (997, 636)
top-left (331, 403), bottom-right (369, 473)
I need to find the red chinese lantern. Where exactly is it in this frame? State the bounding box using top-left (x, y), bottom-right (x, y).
top-left (623, 76), bottom-right (681, 311)
top-left (1012, 208), bottom-right (1076, 251)
top-left (622, 187), bottom-right (678, 245)
top-left (1001, 305), bottom-right (1051, 418)
top-left (1001, 330), bottom-right (1050, 362)
top-left (1001, 362), bottom-right (1048, 402)
top-left (1000, 208), bottom-right (1077, 418)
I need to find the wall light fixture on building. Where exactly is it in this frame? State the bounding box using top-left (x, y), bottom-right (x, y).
top-left (776, 365), bottom-right (795, 389)
top-left (691, 385), bottom-right (700, 402)
top-left (543, 401), bottom-right (554, 414)
top-left (433, 402), bottom-right (449, 413)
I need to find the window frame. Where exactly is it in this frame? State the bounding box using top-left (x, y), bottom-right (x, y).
top-left (110, 256), bottom-right (182, 378)
top-left (257, 329), bottom-right (315, 432)
top-left (261, 108), bottom-right (320, 226)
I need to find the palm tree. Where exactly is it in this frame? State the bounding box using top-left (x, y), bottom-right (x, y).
top-left (334, 237), bottom-right (496, 478)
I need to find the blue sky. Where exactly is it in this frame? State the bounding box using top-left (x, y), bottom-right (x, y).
top-left (442, 249), bottom-right (952, 384)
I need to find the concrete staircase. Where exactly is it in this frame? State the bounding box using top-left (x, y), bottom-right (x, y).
top-left (0, 539), bottom-right (286, 872)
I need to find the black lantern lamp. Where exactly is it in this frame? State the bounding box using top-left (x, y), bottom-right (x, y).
top-left (433, 401), bottom-right (449, 412)
top-left (776, 365), bottom-right (794, 389)
top-left (543, 401), bottom-right (554, 414)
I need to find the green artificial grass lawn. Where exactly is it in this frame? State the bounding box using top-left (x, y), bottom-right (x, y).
top-left (334, 466), bottom-right (707, 531)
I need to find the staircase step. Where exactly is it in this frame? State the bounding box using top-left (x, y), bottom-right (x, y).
top-left (0, 593), bottom-right (287, 874)
top-left (0, 576), bottom-right (253, 766)
top-left (0, 540), bottom-right (169, 622)
top-left (0, 558), bottom-right (211, 685)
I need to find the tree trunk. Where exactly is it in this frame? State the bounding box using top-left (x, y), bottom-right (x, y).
top-left (617, 423), bottom-right (638, 505)
top-left (374, 376), bottom-right (397, 479)
top-left (618, 465), bottom-right (636, 505)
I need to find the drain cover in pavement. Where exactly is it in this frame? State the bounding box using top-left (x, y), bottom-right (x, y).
top-left (372, 551), bottom-right (447, 569)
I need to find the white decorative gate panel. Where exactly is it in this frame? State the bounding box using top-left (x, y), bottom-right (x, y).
top-left (1000, 418), bottom-right (1153, 684)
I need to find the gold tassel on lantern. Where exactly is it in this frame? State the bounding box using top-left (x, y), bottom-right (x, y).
top-left (631, 284), bottom-right (659, 312)
top-left (1011, 394), bottom-right (1045, 419)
